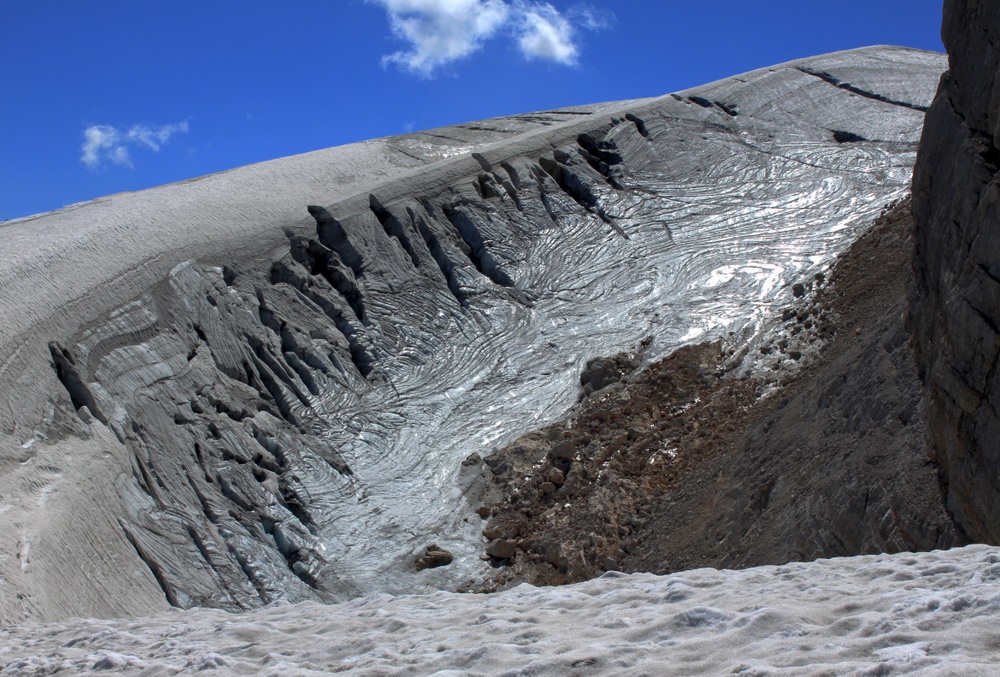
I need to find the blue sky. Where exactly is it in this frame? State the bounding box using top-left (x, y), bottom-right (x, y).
top-left (0, 1), bottom-right (945, 221)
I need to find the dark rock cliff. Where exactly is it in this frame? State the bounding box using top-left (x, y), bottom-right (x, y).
top-left (911, 0), bottom-right (1000, 542)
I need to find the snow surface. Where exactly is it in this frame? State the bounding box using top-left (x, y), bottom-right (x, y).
top-left (2, 545), bottom-right (999, 675)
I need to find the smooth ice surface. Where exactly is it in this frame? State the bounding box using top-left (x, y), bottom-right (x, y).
top-left (3, 545), bottom-right (1000, 675)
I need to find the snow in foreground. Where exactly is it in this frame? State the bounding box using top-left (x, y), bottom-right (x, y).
top-left (3, 545), bottom-right (1000, 676)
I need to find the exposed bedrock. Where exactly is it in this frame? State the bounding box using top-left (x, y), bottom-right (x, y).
top-left (911, 0), bottom-right (1000, 543)
top-left (0, 46), bottom-right (944, 622)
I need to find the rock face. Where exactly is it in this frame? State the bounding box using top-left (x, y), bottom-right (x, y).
top-left (911, 0), bottom-right (1000, 542)
top-left (0, 46), bottom-right (944, 623)
top-left (688, 201), bottom-right (961, 567)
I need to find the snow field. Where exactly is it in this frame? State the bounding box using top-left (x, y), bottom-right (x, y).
top-left (2, 545), bottom-right (999, 675)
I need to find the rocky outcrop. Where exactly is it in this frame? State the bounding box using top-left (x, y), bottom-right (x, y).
top-left (579, 345), bottom-right (646, 397)
top-left (911, 0), bottom-right (1000, 542)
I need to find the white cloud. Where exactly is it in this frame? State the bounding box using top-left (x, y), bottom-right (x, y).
top-left (81, 121), bottom-right (189, 170)
top-left (373, 0), bottom-right (511, 76)
top-left (515, 3), bottom-right (578, 65)
top-left (369, 0), bottom-right (611, 76)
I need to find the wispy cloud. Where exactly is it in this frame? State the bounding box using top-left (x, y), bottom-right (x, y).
top-left (369, 0), bottom-right (612, 76)
top-left (80, 121), bottom-right (189, 170)
top-left (565, 4), bottom-right (612, 32)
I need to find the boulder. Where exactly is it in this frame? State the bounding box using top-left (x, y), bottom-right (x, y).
top-left (550, 440), bottom-right (576, 461)
top-left (486, 539), bottom-right (518, 560)
top-left (580, 352), bottom-right (642, 396)
top-left (545, 467), bottom-right (565, 486)
top-left (415, 544), bottom-right (454, 571)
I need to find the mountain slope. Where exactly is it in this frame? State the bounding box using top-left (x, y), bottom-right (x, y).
top-left (0, 46), bottom-right (944, 623)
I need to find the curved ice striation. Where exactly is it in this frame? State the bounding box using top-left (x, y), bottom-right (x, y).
top-left (0, 46), bottom-right (945, 620)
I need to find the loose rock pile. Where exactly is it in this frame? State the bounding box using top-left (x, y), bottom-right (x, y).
top-left (473, 339), bottom-right (758, 588)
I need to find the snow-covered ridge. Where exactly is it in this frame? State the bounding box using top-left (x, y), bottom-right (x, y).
top-left (3, 545), bottom-right (999, 675)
